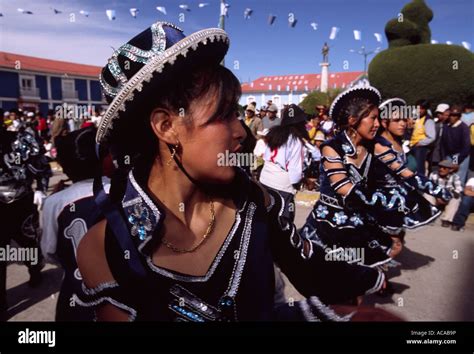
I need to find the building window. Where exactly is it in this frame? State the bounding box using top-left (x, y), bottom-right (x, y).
top-left (62, 79), bottom-right (78, 99)
top-left (21, 76), bottom-right (34, 89)
top-left (19, 75), bottom-right (39, 98)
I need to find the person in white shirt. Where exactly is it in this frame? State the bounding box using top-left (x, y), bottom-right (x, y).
top-left (259, 104), bottom-right (308, 222)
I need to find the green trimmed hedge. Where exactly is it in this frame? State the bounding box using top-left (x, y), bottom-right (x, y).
top-left (369, 44), bottom-right (474, 106)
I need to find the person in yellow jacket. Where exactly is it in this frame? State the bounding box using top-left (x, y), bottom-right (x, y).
top-left (410, 99), bottom-right (436, 176)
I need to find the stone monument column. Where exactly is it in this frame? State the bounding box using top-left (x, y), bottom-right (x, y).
top-left (319, 62), bottom-right (330, 93)
top-left (320, 42), bottom-right (330, 93)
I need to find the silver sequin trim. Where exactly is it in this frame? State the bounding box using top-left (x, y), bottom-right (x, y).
top-left (122, 196), bottom-right (143, 208)
top-left (72, 294), bottom-right (137, 322)
top-left (127, 170), bottom-right (161, 222)
top-left (298, 300), bottom-right (321, 322)
top-left (81, 281), bottom-right (119, 296)
top-left (226, 202), bottom-right (256, 298)
top-left (307, 296), bottom-right (353, 322)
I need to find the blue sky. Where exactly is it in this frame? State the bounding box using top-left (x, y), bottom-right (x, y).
top-left (0, 0), bottom-right (473, 82)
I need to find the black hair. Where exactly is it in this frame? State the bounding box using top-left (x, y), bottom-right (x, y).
top-left (55, 127), bottom-right (101, 182)
top-left (266, 121), bottom-right (308, 150)
top-left (415, 99), bottom-right (430, 110)
top-left (338, 97), bottom-right (377, 131)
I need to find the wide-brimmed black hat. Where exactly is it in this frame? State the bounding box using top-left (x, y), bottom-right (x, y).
top-left (96, 21), bottom-right (229, 144)
top-left (281, 104), bottom-right (309, 126)
top-left (379, 98), bottom-right (407, 120)
top-left (329, 81), bottom-right (381, 126)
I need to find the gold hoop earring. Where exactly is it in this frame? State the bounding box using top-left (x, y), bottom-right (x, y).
top-left (166, 140), bottom-right (180, 166)
top-left (348, 127), bottom-right (357, 139)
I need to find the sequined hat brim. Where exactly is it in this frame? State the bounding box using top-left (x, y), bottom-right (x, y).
top-left (329, 85), bottom-right (381, 127)
top-left (96, 28), bottom-right (229, 144)
top-left (378, 98), bottom-right (407, 111)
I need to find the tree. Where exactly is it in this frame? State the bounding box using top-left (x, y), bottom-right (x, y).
top-left (299, 89), bottom-right (344, 115)
top-left (369, 0), bottom-right (474, 106)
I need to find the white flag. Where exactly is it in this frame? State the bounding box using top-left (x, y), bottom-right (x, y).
top-left (329, 27), bottom-right (339, 40)
top-left (156, 6), bottom-right (167, 15)
top-left (374, 33), bottom-right (382, 43)
top-left (179, 4), bottom-right (190, 11)
top-left (129, 8), bottom-right (139, 18)
top-left (198, 3), bottom-right (209, 8)
top-left (462, 41), bottom-right (471, 50)
top-left (220, 2), bottom-right (229, 17)
top-left (446, 41), bottom-right (453, 45)
top-left (17, 8), bottom-right (33, 14)
top-left (244, 8), bottom-right (253, 19)
top-left (106, 9), bottom-right (116, 21)
top-left (431, 39), bottom-right (438, 44)
top-left (353, 30), bottom-right (362, 41)
top-left (310, 22), bottom-right (317, 30)
top-left (79, 10), bottom-right (89, 17)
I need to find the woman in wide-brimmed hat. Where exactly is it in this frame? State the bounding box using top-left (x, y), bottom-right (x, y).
top-left (74, 22), bottom-right (386, 321)
top-left (300, 82), bottom-right (405, 273)
top-left (259, 104), bottom-right (310, 223)
top-left (373, 98), bottom-right (451, 241)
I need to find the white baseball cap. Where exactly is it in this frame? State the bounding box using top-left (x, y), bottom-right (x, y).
top-left (435, 103), bottom-right (449, 113)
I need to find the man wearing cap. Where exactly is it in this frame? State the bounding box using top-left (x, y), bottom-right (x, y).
top-left (431, 103), bottom-right (450, 171)
top-left (426, 160), bottom-right (463, 227)
top-left (244, 104), bottom-right (263, 139)
top-left (441, 105), bottom-right (471, 185)
top-left (262, 103), bottom-right (281, 129)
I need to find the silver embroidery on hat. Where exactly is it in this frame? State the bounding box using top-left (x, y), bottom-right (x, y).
top-left (101, 22), bottom-right (182, 98)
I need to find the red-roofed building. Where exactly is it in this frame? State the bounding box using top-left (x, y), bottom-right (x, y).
top-left (0, 51), bottom-right (106, 115)
top-left (240, 71), bottom-right (363, 109)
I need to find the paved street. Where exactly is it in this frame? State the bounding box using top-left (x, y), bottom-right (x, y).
top-left (3, 182), bottom-right (474, 321)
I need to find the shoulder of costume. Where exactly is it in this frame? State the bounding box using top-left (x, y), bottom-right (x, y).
top-left (374, 135), bottom-right (393, 150)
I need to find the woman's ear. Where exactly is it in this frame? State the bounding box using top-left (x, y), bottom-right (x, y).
top-left (150, 108), bottom-right (178, 145)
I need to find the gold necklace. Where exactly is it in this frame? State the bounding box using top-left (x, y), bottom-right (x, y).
top-left (161, 200), bottom-right (215, 253)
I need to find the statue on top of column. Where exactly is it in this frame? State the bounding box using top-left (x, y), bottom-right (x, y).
top-left (322, 42), bottom-right (329, 63)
